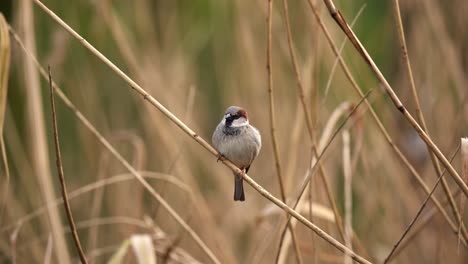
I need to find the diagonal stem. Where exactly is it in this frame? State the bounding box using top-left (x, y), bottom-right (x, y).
top-left (279, 0), bottom-right (369, 261)
top-left (322, 0), bottom-right (468, 198)
top-left (266, 0), bottom-right (303, 263)
top-left (307, 0), bottom-right (466, 245)
top-left (9, 26), bottom-right (220, 264)
top-left (391, 0), bottom-right (467, 240)
top-left (29, 0), bottom-right (371, 263)
top-left (384, 145), bottom-right (460, 263)
top-left (48, 67), bottom-right (88, 264)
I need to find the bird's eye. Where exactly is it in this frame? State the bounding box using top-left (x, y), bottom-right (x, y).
top-left (225, 113), bottom-right (240, 120)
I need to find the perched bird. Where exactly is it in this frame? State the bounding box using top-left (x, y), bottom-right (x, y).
top-left (212, 106), bottom-right (262, 201)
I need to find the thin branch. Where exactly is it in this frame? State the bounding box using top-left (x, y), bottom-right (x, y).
top-left (384, 144), bottom-right (461, 263)
top-left (279, 0), bottom-right (366, 261)
top-left (48, 67), bottom-right (88, 264)
top-left (391, 0), bottom-right (467, 241)
top-left (323, 4), bottom-right (366, 99)
top-left (266, 0), bottom-right (303, 263)
top-left (321, 0), bottom-right (468, 197)
top-left (281, 0), bottom-right (314, 137)
top-left (0, 137), bottom-right (9, 225)
top-left (391, 188), bottom-right (462, 258)
top-left (20, 1), bottom-right (71, 262)
top-left (0, 13), bottom-right (10, 227)
top-left (26, 1), bottom-right (370, 262)
top-left (276, 89), bottom-right (373, 264)
top-left (307, 0), bottom-right (464, 243)
top-left (9, 26), bottom-right (220, 264)
top-left (342, 130), bottom-right (352, 264)
top-left (2, 171), bottom-right (193, 233)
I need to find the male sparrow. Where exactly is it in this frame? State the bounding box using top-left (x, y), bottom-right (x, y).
top-left (212, 106), bottom-right (262, 201)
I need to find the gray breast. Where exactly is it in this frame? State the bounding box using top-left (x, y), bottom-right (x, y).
top-left (212, 125), bottom-right (261, 168)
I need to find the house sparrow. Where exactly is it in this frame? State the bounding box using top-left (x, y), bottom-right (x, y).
top-left (212, 106), bottom-right (262, 201)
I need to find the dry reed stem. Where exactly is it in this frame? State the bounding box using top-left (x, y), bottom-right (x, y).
top-left (379, 185), bottom-right (463, 260)
top-left (19, 1), bottom-right (71, 262)
top-left (266, 0), bottom-right (284, 211)
top-left (167, 85), bottom-right (197, 173)
top-left (323, 4), bottom-right (366, 98)
top-left (421, 0), bottom-right (467, 96)
top-left (8, 26), bottom-right (220, 264)
top-left (84, 245), bottom-right (119, 262)
top-left (281, 0), bottom-right (313, 137)
top-left (307, 0), bottom-right (464, 241)
top-left (95, 2), bottom-right (140, 78)
top-left (0, 13), bottom-right (11, 226)
top-left (384, 145), bottom-right (461, 263)
top-left (278, 0), bottom-right (365, 261)
top-left (144, 217), bottom-right (204, 264)
top-left (460, 139), bottom-right (468, 241)
top-left (1, 172), bottom-right (192, 233)
top-left (76, 217), bottom-right (148, 230)
top-left (12, 216), bottom-right (204, 263)
top-left (43, 234), bottom-right (52, 264)
top-left (391, 0), bottom-right (467, 240)
top-left (275, 100), bottom-right (361, 262)
top-left (284, 5), bottom-right (366, 258)
top-left (260, 202), bottom-right (336, 223)
top-left (342, 130), bottom-right (352, 264)
top-left (278, 93), bottom-right (373, 262)
top-left (97, 1), bottom-right (191, 209)
top-left (48, 68), bottom-right (88, 264)
top-left (276, 94), bottom-right (372, 264)
top-left (266, 0), bottom-right (303, 263)
top-left (0, 138), bottom-right (8, 224)
top-left (86, 153), bottom-right (110, 260)
top-left (322, 0), bottom-right (468, 197)
top-left (0, 13), bottom-right (9, 148)
top-left (31, 1), bottom-right (370, 262)
top-left (87, 132), bottom-right (146, 259)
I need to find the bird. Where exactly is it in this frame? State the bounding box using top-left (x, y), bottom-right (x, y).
top-left (212, 106), bottom-right (262, 201)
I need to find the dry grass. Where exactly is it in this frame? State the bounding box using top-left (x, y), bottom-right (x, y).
top-left (1, 0), bottom-right (467, 263)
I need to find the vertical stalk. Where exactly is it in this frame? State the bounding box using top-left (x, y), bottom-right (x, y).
top-left (20, 0), bottom-right (71, 262)
top-left (391, 0), bottom-right (467, 239)
top-left (266, 0), bottom-right (303, 263)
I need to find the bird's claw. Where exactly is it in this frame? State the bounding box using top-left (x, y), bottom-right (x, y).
top-left (216, 153), bottom-right (226, 162)
top-left (239, 168), bottom-right (246, 178)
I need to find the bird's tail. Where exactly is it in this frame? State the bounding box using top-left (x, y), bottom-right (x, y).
top-left (234, 175), bottom-right (245, 201)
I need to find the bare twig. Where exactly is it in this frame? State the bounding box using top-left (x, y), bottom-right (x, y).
top-left (276, 90), bottom-right (373, 264)
top-left (31, 0), bottom-right (370, 262)
top-left (384, 144), bottom-right (461, 263)
top-left (460, 139), bottom-right (468, 243)
top-left (391, 189), bottom-right (462, 259)
top-left (281, 0), bottom-right (313, 137)
top-left (20, 1), bottom-right (71, 262)
top-left (9, 26), bottom-right (220, 264)
top-left (0, 13), bottom-right (10, 226)
top-left (322, 0), bottom-right (468, 197)
top-left (278, 0), bottom-right (368, 261)
top-left (266, 0), bottom-right (303, 263)
top-left (1, 171), bottom-right (193, 233)
top-left (307, 0), bottom-right (463, 242)
top-left (342, 130), bottom-right (352, 264)
top-left (323, 4), bottom-right (366, 99)
top-left (391, 0), bottom-right (467, 241)
top-left (48, 67), bottom-right (88, 264)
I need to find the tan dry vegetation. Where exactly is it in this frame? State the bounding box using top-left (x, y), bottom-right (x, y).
top-left (0, 0), bottom-right (467, 263)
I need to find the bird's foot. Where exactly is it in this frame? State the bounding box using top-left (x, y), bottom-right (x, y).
top-left (216, 153), bottom-right (226, 162)
top-left (239, 168), bottom-right (246, 179)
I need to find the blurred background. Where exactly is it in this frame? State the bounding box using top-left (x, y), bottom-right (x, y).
top-left (0, 0), bottom-right (467, 263)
